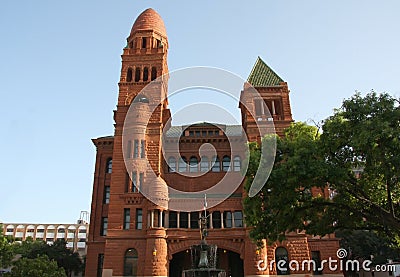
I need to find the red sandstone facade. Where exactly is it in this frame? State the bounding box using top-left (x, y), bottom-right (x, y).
top-left (85, 8), bottom-right (342, 277)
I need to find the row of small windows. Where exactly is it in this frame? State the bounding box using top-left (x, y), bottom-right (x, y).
top-left (186, 130), bottom-right (220, 137)
top-left (5, 225), bottom-right (86, 233)
top-left (126, 140), bottom-right (145, 159)
top-left (100, 209), bottom-right (143, 236)
top-left (167, 156), bottom-right (241, 173)
top-left (168, 211), bottom-right (243, 229)
top-left (5, 225), bottom-right (86, 239)
top-left (128, 37), bottom-right (162, 50)
top-left (126, 67), bottom-right (157, 82)
top-left (100, 210), bottom-right (243, 236)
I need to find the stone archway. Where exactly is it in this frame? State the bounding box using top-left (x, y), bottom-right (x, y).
top-left (168, 248), bottom-right (244, 277)
top-left (169, 250), bottom-right (191, 277)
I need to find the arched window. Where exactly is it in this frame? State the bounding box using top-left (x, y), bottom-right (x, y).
top-left (200, 156), bottom-right (209, 172)
top-left (124, 248), bottom-right (138, 276)
top-left (143, 67), bottom-right (149, 81)
top-left (178, 157), bottom-right (187, 172)
top-left (275, 247), bottom-right (290, 275)
top-left (233, 156), bottom-right (241, 172)
top-left (135, 68), bottom-right (140, 82)
top-left (106, 158), bottom-right (112, 173)
top-left (151, 67), bottom-right (157, 80)
top-left (168, 157), bottom-right (176, 172)
top-left (222, 156), bottom-right (231, 172)
top-left (189, 156), bottom-right (198, 172)
top-left (211, 156), bottom-right (220, 172)
top-left (126, 68), bottom-right (132, 82)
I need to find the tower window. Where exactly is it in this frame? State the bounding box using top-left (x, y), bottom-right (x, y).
top-left (143, 67), bottom-right (149, 81)
top-left (222, 156), bottom-right (231, 172)
top-left (106, 158), bottom-right (112, 173)
top-left (103, 186), bottom-right (110, 204)
top-left (140, 140), bottom-right (145, 158)
top-left (126, 68), bottom-right (132, 82)
top-left (135, 68), bottom-right (140, 82)
top-left (139, 172), bottom-right (144, 192)
top-left (151, 67), bottom-right (157, 80)
top-left (141, 37), bottom-right (147, 49)
top-left (123, 208), bottom-right (130, 230)
top-left (101, 217), bottom-right (108, 236)
top-left (255, 99), bottom-right (263, 116)
top-left (133, 139), bottom-right (139, 158)
top-left (136, 209), bottom-right (143, 229)
top-left (126, 140), bottom-right (132, 158)
top-left (125, 172), bottom-right (130, 192)
top-left (132, 171), bottom-right (137, 192)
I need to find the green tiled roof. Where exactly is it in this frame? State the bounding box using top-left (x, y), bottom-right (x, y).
top-left (247, 56), bottom-right (284, 87)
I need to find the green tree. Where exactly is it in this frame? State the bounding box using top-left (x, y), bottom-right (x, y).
top-left (0, 224), bottom-right (14, 269)
top-left (337, 230), bottom-right (400, 264)
top-left (244, 92), bottom-right (400, 244)
top-left (4, 255), bottom-right (66, 277)
top-left (14, 239), bottom-right (83, 277)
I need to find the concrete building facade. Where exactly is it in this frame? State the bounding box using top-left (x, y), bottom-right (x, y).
top-left (2, 221), bottom-right (89, 257)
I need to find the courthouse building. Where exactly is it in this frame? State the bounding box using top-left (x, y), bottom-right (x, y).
top-left (85, 8), bottom-right (341, 277)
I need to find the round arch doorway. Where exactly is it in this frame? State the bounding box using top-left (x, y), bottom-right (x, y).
top-left (169, 248), bottom-right (244, 277)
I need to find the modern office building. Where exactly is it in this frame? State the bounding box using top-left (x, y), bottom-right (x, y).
top-left (2, 220), bottom-right (89, 257)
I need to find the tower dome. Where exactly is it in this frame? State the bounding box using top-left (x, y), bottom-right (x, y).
top-left (131, 8), bottom-right (167, 37)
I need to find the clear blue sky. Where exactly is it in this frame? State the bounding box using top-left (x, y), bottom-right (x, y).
top-left (1, 1), bottom-right (399, 223)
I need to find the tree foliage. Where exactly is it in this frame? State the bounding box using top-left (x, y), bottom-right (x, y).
top-left (14, 239), bottom-right (83, 277)
top-left (336, 230), bottom-right (400, 265)
top-left (4, 255), bottom-right (66, 277)
top-left (244, 92), bottom-right (400, 244)
top-left (0, 225), bottom-right (14, 269)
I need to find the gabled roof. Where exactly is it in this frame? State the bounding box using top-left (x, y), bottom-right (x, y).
top-left (247, 56), bottom-right (284, 87)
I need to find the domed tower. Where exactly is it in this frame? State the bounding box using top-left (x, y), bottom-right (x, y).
top-left (86, 8), bottom-right (170, 277)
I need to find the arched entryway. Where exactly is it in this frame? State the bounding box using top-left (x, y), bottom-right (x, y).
top-left (169, 248), bottom-right (243, 277)
top-left (169, 250), bottom-right (191, 277)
